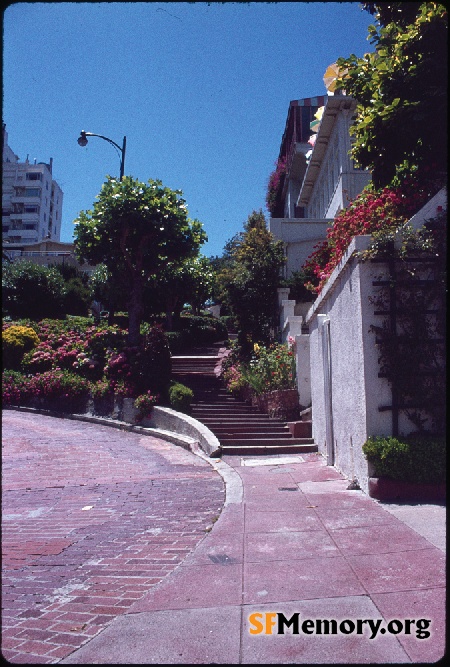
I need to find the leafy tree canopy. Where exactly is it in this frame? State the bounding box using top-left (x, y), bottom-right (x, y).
top-left (74, 176), bottom-right (207, 343)
top-left (144, 254), bottom-right (215, 328)
top-left (336, 2), bottom-right (447, 188)
top-left (216, 210), bottom-right (285, 355)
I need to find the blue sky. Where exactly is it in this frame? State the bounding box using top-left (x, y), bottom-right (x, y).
top-left (3, 2), bottom-right (374, 258)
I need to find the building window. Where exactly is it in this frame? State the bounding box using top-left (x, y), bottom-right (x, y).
top-left (24, 188), bottom-right (41, 197)
top-left (24, 205), bottom-right (39, 213)
top-left (26, 172), bottom-right (42, 181)
top-left (24, 223), bottom-right (37, 230)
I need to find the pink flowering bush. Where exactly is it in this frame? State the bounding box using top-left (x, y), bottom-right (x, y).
top-left (242, 342), bottom-right (296, 395)
top-left (302, 175), bottom-right (440, 293)
top-left (223, 363), bottom-right (247, 396)
top-left (2, 368), bottom-right (90, 412)
top-left (2, 370), bottom-right (33, 406)
top-left (133, 391), bottom-right (159, 421)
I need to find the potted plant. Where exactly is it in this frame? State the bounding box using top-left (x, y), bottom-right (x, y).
top-left (363, 434), bottom-right (446, 502)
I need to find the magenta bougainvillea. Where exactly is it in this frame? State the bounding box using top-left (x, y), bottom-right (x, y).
top-left (266, 156), bottom-right (287, 216)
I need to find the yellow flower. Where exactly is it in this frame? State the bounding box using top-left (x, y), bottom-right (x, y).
top-left (253, 343), bottom-right (260, 353)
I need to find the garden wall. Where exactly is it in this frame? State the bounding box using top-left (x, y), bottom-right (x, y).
top-left (305, 235), bottom-right (393, 493)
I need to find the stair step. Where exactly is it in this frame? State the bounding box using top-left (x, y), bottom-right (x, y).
top-left (192, 408), bottom-right (266, 414)
top-left (287, 421), bottom-right (313, 438)
top-left (170, 350), bottom-right (316, 456)
top-left (198, 422), bottom-right (285, 430)
top-left (221, 442), bottom-right (317, 455)
top-left (221, 437), bottom-right (314, 446)
top-left (219, 434), bottom-right (294, 442)
top-left (204, 425), bottom-right (290, 432)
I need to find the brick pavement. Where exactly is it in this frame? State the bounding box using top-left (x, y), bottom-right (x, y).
top-left (1, 410), bottom-right (225, 664)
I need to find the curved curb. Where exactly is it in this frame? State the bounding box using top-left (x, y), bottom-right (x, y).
top-left (149, 406), bottom-right (221, 457)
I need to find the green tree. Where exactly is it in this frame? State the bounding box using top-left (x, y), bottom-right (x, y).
top-left (74, 176), bottom-right (207, 345)
top-left (88, 263), bottom-right (129, 322)
top-left (217, 210), bottom-right (285, 355)
top-left (2, 260), bottom-right (66, 320)
top-left (335, 2), bottom-right (447, 188)
top-left (142, 255), bottom-right (215, 329)
top-left (53, 263), bottom-right (91, 317)
top-left (178, 255), bottom-right (215, 316)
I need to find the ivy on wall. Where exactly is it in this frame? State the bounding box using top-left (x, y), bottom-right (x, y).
top-left (367, 211), bottom-right (446, 434)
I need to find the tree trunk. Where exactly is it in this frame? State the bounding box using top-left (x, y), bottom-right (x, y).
top-left (164, 293), bottom-right (181, 331)
top-left (128, 275), bottom-right (144, 346)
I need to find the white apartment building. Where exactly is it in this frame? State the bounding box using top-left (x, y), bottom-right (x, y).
top-left (269, 94), bottom-right (371, 278)
top-left (2, 124), bottom-right (63, 245)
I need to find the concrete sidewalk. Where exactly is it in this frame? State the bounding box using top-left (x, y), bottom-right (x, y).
top-left (62, 452), bottom-right (446, 664)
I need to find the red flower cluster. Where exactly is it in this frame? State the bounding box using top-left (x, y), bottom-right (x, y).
top-left (302, 177), bottom-right (437, 293)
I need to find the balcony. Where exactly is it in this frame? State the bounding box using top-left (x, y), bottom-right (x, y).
top-left (11, 195), bottom-right (41, 206)
top-left (286, 141), bottom-right (310, 182)
top-left (4, 229), bottom-right (38, 241)
top-left (9, 212), bottom-right (39, 222)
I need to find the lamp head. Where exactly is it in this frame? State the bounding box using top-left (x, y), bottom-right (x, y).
top-left (77, 131), bottom-right (88, 147)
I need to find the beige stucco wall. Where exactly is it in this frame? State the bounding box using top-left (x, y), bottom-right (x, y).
top-left (306, 236), bottom-right (392, 492)
top-left (269, 217), bottom-right (331, 278)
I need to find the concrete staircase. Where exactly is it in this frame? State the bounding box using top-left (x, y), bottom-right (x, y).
top-left (171, 349), bottom-right (316, 456)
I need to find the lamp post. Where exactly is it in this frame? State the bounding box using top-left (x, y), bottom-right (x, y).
top-left (77, 131), bottom-right (126, 180)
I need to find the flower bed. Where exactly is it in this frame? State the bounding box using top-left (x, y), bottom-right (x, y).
top-left (2, 318), bottom-right (169, 420)
top-left (218, 340), bottom-right (300, 420)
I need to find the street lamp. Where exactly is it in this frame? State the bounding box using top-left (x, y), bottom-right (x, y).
top-left (77, 130), bottom-right (126, 180)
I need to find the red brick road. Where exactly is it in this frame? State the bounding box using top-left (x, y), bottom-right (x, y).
top-left (2, 410), bottom-right (225, 664)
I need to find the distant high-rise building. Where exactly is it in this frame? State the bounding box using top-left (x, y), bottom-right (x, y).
top-left (2, 123), bottom-right (63, 245)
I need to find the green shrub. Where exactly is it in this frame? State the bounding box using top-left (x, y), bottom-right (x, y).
top-left (283, 269), bottom-right (315, 303)
top-left (2, 261), bottom-right (66, 320)
top-left (179, 314), bottom-right (228, 343)
top-left (362, 435), bottom-right (446, 484)
top-left (169, 382), bottom-right (194, 414)
top-left (90, 378), bottom-right (115, 400)
top-left (66, 315), bottom-right (95, 328)
top-left (219, 315), bottom-right (237, 332)
top-left (166, 329), bottom-right (193, 353)
top-left (2, 325), bottom-right (40, 370)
